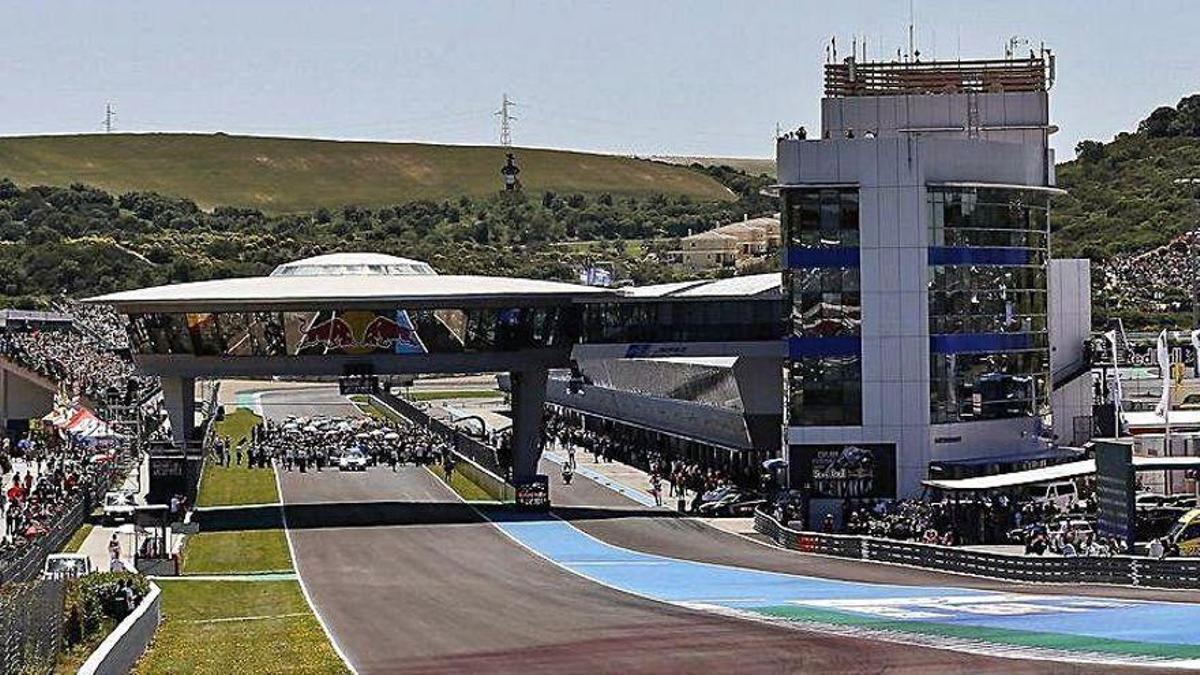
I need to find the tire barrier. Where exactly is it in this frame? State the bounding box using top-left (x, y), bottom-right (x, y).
top-left (754, 507), bottom-right (1200, 590)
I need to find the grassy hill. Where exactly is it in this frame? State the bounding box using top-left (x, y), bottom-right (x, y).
top-left (653, 155), bottom-right (776, 178)
top-left (0, 133), bottom-right (734, 213)
top-left (1052, 134), bottom-right (1200, 260)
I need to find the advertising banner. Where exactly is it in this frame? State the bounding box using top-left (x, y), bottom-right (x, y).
top-left (1095, 440), bottom-right (1136, 552)
top-left (514, 475), bottom-right (550, 510)
top-left (790, 443), bottom-right (896, 499)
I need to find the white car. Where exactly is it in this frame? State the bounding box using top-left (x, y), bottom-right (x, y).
top-left (339, 450), bottom-right (368, 472)
top-left (1022, 481), bottom-right (1079, 511)
top-left (43, 553), bottom-right (93, 579)
top-left (103, 490), bottom-right (138, 525)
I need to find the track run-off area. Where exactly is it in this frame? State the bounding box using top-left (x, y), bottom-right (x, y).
top-left (251, 386), bottom-right (1200, 673)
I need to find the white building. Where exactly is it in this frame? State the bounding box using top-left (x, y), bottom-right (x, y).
top-left (777, 54), bottom-right (1091, 519)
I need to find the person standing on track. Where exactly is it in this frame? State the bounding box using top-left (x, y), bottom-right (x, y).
top-left (562, 461), bottom-right (574, 486)
top-left (650, 473), bottom-right (663, 506)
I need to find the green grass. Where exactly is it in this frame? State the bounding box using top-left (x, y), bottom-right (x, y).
top-left (60, 523), bottom-right (93, 553)
top-left (181, 530), bottom-right (293, 575)
top-left (213, 408), bottom-right (263, 450)
top-left (0, 133), bottom-right (733, 213)
top-left (406, 389), bottom-right (501, 401)
top-left (428, 466), bottom-right (493, 502)
top-left (198, 409), bottom-right (276, 507)
top-left (136, 580), bottom-right (348, 674)
top-left (197, 462), bottom-right (278, 507)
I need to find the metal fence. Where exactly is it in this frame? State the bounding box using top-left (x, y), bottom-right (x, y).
top-left (0, 577), bottom-right (67, 675)
top-left (0, 456), bottom-right (130, 587)
top-left (375, 391), bottom-right (507, 478)
top-left (754, 507), bottom-right (1200, 590)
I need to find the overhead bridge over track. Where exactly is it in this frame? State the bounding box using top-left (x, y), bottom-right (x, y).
top-left (88, 254), bottom-right (784, 504)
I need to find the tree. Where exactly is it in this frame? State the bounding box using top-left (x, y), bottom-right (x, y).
top-left (1075, 140), bottom-right (1106, 163)
top-left (1139, 106), bottom-right (1178, 137)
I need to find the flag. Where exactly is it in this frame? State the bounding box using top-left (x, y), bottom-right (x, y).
top-left (1191, 329), bottom-right (1200, 378)
top-left (1155, 329), bottom-right (1171, 420)
top-left (1105, 330), bottom-right (1126, 434)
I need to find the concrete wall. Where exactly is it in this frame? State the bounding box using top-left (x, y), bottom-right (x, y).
top-left (78, 582), bottom-right (162, 675)
top-left (821, 91), bottom-right (1049, 141)
top-left (0, 367), bottom-right (54, 425)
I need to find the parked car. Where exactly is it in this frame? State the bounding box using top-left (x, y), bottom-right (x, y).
top-left (338, 449), bottom-right (369, 472)
top-left (43, 553), bottom-right (93, 580)
top-left (103, 490), bottom-right (137, 525)
top-left (695, 486), bottom-right (764, 517)
top-left (1021, 481), bottom-right (1079, 511)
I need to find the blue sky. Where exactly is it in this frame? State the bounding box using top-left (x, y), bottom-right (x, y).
top-left (2, 0), bottom-right (1198, 159)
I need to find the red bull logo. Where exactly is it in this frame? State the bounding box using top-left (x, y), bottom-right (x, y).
top-left (298, 311), bottom-right (425, 354)
top-left (298, 316), bottom-right (355, 352)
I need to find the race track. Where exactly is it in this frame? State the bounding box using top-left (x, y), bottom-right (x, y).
top-left (260, 387), bottom-right (1188, 672)
top-left (276, 465), bottom-right (1088, 674)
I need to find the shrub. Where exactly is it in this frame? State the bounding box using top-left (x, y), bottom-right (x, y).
top-left (63, 572), bottom-right (150, 647)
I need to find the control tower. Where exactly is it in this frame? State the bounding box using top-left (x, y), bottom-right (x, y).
top-left (778, 51), bottom-right (1090, 520)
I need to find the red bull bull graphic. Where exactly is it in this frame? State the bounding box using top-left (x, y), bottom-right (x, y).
top-left (296, 310), bottom-right (427, 355)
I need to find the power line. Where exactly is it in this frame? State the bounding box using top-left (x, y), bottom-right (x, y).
top-left (494, 93), bottom-right (517, 146)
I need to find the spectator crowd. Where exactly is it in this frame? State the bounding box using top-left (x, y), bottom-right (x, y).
top-left (1100, 228), bottom-right (1200, 315)
top-left (217, 413), bottom-right (462, 477)
top-left (0, 429), bottom-right (121, 573)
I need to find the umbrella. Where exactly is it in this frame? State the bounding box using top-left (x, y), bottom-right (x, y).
top-left (355, 432), bottom-right (369, 439)
top-left (762, 458), bottom-right (788, 471)
top-left (371, 429), bottom-right (385, 437)
top-left (384, 432), bottom-right (400, 441)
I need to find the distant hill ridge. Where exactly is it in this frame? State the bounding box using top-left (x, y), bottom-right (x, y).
top-left (0, 133), bottom-right (733, 213)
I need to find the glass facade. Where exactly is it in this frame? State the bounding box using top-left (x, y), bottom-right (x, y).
top-left (927, 187), bottom-right (1051, 424)
top-left (129, 307), bottom-right (582, 357)
top-left (784, 187), bottom-right (862, 427)
top-left (126, 300), bottom-right (787, 358)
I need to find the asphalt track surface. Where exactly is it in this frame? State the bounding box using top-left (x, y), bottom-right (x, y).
top-left (255, 386), bottom-right (1177, 673)
top-left (277, 463), bottom-right (1160, 674)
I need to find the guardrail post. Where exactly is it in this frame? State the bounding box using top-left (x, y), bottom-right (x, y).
top-left (1130, 558), bottom-right (1140, 587)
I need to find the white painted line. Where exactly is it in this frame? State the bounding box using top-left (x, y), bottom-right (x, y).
top-left (186, 612), bottom-right (309, 624)
top-left (273, 466), bottom-right (359, 675)
top-left (472, 512), bottom-right (1188, 670)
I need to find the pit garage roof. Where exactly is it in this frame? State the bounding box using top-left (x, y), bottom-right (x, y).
top-left (924, 455), bottom-right (1200, 492)
top-left (88, 274), bottom-right (615, 312)
top-left (623, 273), bottom-right (781, 299)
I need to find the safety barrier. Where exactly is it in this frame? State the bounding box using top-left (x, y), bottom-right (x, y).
top-left (370, 392), bottom-right (513, 501)
top-left (754, 507), bottom-right (1200, 590)
top-left (78, 582), bottom-right (162, 675)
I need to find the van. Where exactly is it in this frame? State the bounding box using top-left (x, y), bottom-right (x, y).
top-left (1166, 508), bottom-right (1200, 556)
top-left (1022, 481), bottom-right (1079, 510)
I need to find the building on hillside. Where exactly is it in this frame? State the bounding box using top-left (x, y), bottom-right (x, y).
top-left (778, 51), bottom-right (1094, 524)
top-left (673, 215), bottom-right (781, 273)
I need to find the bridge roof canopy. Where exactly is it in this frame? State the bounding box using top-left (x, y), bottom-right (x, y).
top-left (87, 273), bottom-right (615, 313)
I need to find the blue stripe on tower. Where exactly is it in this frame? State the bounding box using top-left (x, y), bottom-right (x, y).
top-left (927, 247), bottom-right (1032, 266)
top-left (789, 336), bottom-right (861, 358)
top-left (787, 247), bottom-right (860, 268)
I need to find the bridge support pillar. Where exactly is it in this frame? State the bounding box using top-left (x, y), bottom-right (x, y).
top-left (510, 367), bottom-right (548, 483)
top-left (161, 376), bottom-right (195, 446)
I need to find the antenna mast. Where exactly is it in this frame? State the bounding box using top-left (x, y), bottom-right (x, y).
top-left (103, 102), bottom-right (116, 133)
top-left (495, 93), bottom-right (517, 147)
